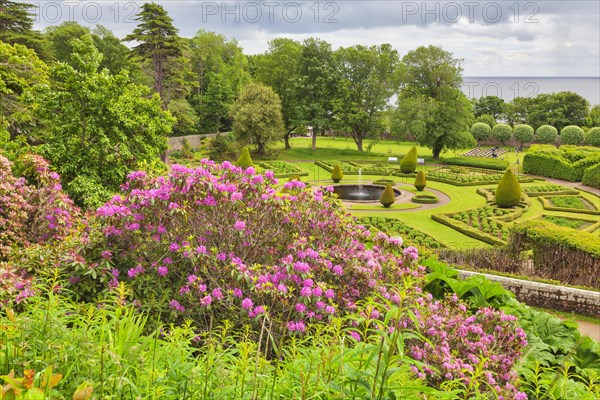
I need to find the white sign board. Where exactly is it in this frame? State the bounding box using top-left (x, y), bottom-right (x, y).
top-left (417, 158), bottom-right (425, 165)
top-left (388, 157), bottom-right (398, 163)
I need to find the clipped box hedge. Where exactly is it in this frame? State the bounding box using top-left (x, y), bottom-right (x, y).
top-left (440, 156), bottom-right (509, 171)
top-left (537, 196), bottom-right (600, 215)
top-left (509, 220), bottom-right (600, 288)
top-left (523, 145), bottom-right (600, 182)
top-left (431, 214), bottom-right (507, 246)
top-left (412, 193), bottom-right (439, 204)
top-left (583, 164), bottom-right (600, 189)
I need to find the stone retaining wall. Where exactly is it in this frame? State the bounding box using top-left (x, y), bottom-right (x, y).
top-left (457, 270), bottom-right (600, 318)
top-left (168, 134), bottom-right (217, 151)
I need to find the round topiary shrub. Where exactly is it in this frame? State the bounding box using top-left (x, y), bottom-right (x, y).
top-left (331, 164), bottom-right (343, 182)
top-left (373, 179), bottom-right (395, 186)
top-left (412, 192), bottom-right (438, 204)
top-left (379, 183), bottom-right (396, 207)
top-left (470, 122), bottom-right (492, 144)
top-left (414, 171), bottom-right (427, 191)
top-left (560, 125), bottom-right (585, 145)
top-left (491, 124), bottom-right (512, 145)
top-left (513, 124), bottom-right (534, 145)
top-left (495, 169), bottom-right (522, 208)
top-left (400, 147), bottom-right (418, 173)
top-left (236, 147), bottom-right (254, 168)
top-left (585, 127), bottom-right (600, 147)
top-left (536, 125), bottom-right (558, 144)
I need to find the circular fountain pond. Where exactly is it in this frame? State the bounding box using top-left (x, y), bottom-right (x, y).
top-left (331, 184), bottom-right (401, 202)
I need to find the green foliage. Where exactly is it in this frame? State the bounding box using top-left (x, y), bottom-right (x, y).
top-left (470, 122), bottom-right (491, 144)
top-left (236, 147), bottom-right (254, 168)
top-left (526, 91), bottom-right (590, 130)
top-left (523, 184), bottom-right (579, 197)
top-left (188, 30), bottom-right (250, 134)
top-left (491, 123), bottom-right (512, 145)
top-left (334, 44), bottom-right (400, 151)
top-left (473, 96), bottom-right (505, 119)
top-left (441, 156), bottom-right (509, 170)
top-left (400, 146), bottom-right (418, 173)
top-left (560, 125), bottom-right (585, 145)
top-left (230, 83), bottom-right (284, 154)
top-left (474, 113), bottom-right (496, 127)
top-left (331, 163), bottom-right (343, 182)
top-left (379, 183), bottom-right (396, 207)
top-left (549, 196), bottom-right (589, 210)
top-left (394, 46), bottom-right (474, 159)
top-left (414, 170), bottom-right (427, 191)
top-left (29, 36), bottom-right (172, 207)
top-left (523, 144), bottom-right (600, 182)
top-left (585, 127), bottom-right (600, 147)
top-left (180, 138), bottom-right (193, 159)
top-left (495, 169), bottom-right (522, 208)
top-left (0, 0), bottom-right (47, 57)
top-left (582, 163), bottom-right (600, 188)
top-left (542, 215), bottom-right (594, 230)
top-left (0, 41), bottom-right (48, 138)
top-left (373, 179), bottom-right (395, 186)
top-left (513, 124), bottom-right (534, 144)
top-left (536, 125), bottom-right (558, 144)
top-left (208, 132), bottom-right (235, 161)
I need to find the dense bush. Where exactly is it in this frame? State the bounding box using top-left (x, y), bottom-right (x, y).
top-left (495, 169), bottom-right (521, 208)
top-left (470, 122), bottom-right (491, 144)
top-left (236, 147), bottom-right (254, 168)
top-left (208, 133), bottom-right (235, 161)
top-left (513, 124), bottom-right (534, 145)
top-left (379, 184), bottom-right (396, 207)
top-left (400, 146), bottom-right (417, 173)
top-left (560, 125), bottom-right (585, 145)
top-left (491, 123), bottom-right (512, 145)
top-left (535, 125), bottom-right (558, 144)
top-left (585, 127), bottom-right (600, 147)
top-left (414, 171), bottom-right (426, 191)
top-left (331, 164), bottom-right (343, 182)
top-left (0, 154), bottom-right (80, 305)
top-left (440, 156), bottom-right (508, 171)
top-left (582, 163), bottom-right (600, 188)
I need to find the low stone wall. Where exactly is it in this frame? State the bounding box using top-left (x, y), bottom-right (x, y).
top-left (457, 270), bottom-right (600, 318)
top-left (168, 134), bottom-right (217, 151)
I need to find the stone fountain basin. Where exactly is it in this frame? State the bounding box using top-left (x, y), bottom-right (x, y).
top-left (331, 184), bottom-right (402, 202)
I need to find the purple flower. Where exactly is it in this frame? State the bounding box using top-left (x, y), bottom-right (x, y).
top-left (241, 298), bottom-right (253, 309)
top-left (234, 220), bottom-right (246, 230)
top-left (295, 303), bottom-right (307, 313)
top-left (157, 266), bottom-right (168, 276)
top-left (169, 242), bottom-right (180, 252)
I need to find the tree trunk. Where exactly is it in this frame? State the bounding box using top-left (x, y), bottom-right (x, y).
top-left (432, 148), bottom-right (441, 159)
top-left (356, 136), bottom-right (363, 152)
top-left (311, 129), bottom-right (317, 150)
top-left (284, 132), bottom-right (291, 149)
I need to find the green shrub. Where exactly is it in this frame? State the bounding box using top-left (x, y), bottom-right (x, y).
top-left (474, 114), bottom-right (496, 127)
top-left (412, 192), bottom-right (438, 204)
top-left (513, 124), bottom-right (534, 145)
top-left (400, 146), bottom-right (417, 173)
top-left (582, 163), bottom-right (600, 188)
top-left (491, 124), bottom-right (512, 145)
top-left (181, 138), bottom-right (193, 159)
top-left (414, 171), bottom-right (427, 191)
top-left (331, 164), bottom-right (343, 182)
top-left (535, 125), bottom-right (558, 144)
top-left (379, 184), bottom-right (396, 207)
top-left (470, 122), bottom-right (492, 144)
top-left (373, 179), bottom-right (395, 186)
top-left (441, 156), bottom-right (508, 171)
top-left (236, 147), bottom-right (254, 168)
top-left (209, 133), bottom-right (233, 161)
top-left (560, 125), bottom-right (584, 145)
top-left (584, 127), bottom-right (600, 147)
top-left (520, 145), bottom-right (600, 182)
top-left (495, 169), bottom-right (521, 208)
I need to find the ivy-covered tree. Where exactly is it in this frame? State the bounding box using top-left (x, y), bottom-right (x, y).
top-left (393, 46), bottom-right (474, 158)
top-left (334, 44), bottom-right (401, 151)
top-left (230, 83), bottom-right (284, 155)
top-left (123, 2), bottom-right (184, 106)
top-left (29, 36), bottom-right (173, 207)
top-left (252, 38), bottom-right (302, 149)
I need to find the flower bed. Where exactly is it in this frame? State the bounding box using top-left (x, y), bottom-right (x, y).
top-left (400, 166), bottom-right (535, 186)
top-left (256, 161), bottom-right (308, 178)
top-left (522, 184), bottom-right (579, 197)
top-left (538, 195), bottom-right (599, 215)
top-left (411, 192), bottom-right (439, 204)
top-left (541, 215), bottom-right (600, 232)
top-left (357, 216), bottom-right (443, 249)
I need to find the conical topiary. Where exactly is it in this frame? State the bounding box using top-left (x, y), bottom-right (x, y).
top-left (380, 184), bottom-right (396, 208)
top-left (495, 169), bottom-right (521, 208)
top-left (414, 171), bottom-right (427, 191)
top-left (400, 147), bottom-right (417, 173)
top-left (236, 147), bottom-right (254, 168)
top-left (331, 164), bottom-right (343, 183)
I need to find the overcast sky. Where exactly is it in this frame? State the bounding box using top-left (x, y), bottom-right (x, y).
top-left (31, 1), bottom-right (600, 77)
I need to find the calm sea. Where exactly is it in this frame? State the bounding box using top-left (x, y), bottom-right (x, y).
top-left (461, 77), bottom-right (600, 105)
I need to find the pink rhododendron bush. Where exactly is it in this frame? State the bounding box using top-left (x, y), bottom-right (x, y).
top-left (1, 157), bottom-right (528, 398)
top-left (0, 154), bottom-right (80, 304)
